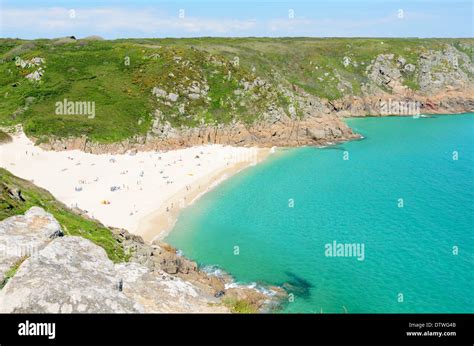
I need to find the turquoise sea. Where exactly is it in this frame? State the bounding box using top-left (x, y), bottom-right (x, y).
top-left (165, 114), bottom-right (474, 313)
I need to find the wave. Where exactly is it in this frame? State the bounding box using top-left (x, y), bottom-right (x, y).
top-left (200, 264), bottom-right (286, 313)
top-left (201, 264), bottom-right (278, 297)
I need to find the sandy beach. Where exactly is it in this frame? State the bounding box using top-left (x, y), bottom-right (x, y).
top-left (0, 132), bottom-right (270, 242)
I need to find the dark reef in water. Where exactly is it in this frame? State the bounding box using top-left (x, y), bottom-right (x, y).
top-left (281, 271), bottom-right (314, 299)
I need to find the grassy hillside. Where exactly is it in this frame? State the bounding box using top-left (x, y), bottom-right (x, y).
top-left (0, 37), bottom-right (472, 143)
top-left (0, 168), bottom-right (126, 262)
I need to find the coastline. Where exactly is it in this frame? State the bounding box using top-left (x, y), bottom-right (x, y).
top-left (1, 113), bottom-right (472, 314)
top-left (0, 132), bottom-right (282, 313)
top-left (136, 147), bottom-right (271, 243)
top-left (0, 131), bottom-right (270, 243)
top-left (161, 113), bottom-right (474, 313)
top-left (2, 112), bottom-right (470, 244)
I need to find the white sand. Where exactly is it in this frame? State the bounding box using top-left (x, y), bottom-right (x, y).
top-left (0, 132), bottom-right (269, 242)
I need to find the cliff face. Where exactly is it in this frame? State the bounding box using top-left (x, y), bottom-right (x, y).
top-left (39, 43), bottom-right (474, 153)
top-left (41, 116), bottom-right (360, 153)
top-left (1, 38), bottom-right (472, 153)
top-left (141, 42), bottom-right (474, 150)
top-left (328, 46), bottom-right (474, 117)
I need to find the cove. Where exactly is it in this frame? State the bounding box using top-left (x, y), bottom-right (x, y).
top-left (165, 114), bottom-right (474, 313)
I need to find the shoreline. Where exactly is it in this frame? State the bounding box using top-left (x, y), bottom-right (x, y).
top-left (1, 112), bottom-right (470, 245)
top-left (0, 132), bottom-right (282, 313)
top-left (0, 131), bottom-right (270, 243)
top-left (1, 113), bottom-right (471, 313)
top-left (136, 147), bottom-right (271, 243)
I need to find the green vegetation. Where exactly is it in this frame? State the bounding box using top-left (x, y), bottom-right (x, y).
top-left (0, 256), bottom-right (27, 289)
top-left (0, 168), bottom-right (127, 262)
top-left (0, 37), bottom-right (472, 144)
top-left (222, 297), bottom-right (259, 313)
top-left (1, 39), bottom-right (153, 143)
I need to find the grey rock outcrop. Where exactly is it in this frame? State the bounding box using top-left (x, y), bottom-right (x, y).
top-left (15, 56), bottom-right (46, 82)
top-left (0, 207), bottom-right (63, 282)
top-left (0, 236), bottom-right (143, 313)
top-left (111, 228), bottom-right (286, 312)
top-left (367, 54), bottom-right (404, 92)
top-left (115, 262), bottom-right (227, 312)
top-left (0, 209), bottom-right (281, 313)
top-left (366, 46), bottom-right (474, 96)
top-left (418, 46), bottom-right (473, 94)
top-left (0, 232), bottom-right (231, 313)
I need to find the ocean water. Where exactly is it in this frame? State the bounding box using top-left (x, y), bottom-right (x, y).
top-left (165, 114), bottom-right (474, 313)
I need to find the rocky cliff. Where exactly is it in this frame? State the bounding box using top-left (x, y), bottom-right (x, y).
top-left (38, 42), bottom-right (474, 153)
top-left (0, 206), bottom-right (285, 313)
top-left (1, 38), bottom-right (472, 153)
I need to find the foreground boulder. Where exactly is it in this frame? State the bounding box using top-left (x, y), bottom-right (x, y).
top-left (0, 235), bottom-right (228, 313)
top-left (0, 236), bottom-right (142, 313)
top-left (115, 262), bottom-right (227, 313)
top-left (0, 207), bottom-right (63, 282)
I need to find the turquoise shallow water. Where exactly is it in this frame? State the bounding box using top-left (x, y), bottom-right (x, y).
top-left (165, 114), bottom-right (474, 313)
